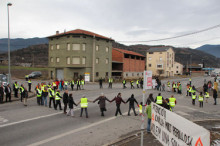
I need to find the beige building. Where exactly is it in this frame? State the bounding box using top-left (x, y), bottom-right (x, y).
top-left (174, 62), bottom-right (183, 75)
top-left (146, 47), bottom-right (175, 77)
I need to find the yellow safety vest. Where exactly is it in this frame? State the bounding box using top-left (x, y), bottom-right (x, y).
top-left (81, 98), bottom-right (88, 108)
top-left (53, 82), bottom-right (56, 87)
top-left (136, 80), bottom-right (139, 84)
top-left (156, 96), bottom-right (162, 104)
top-left (28, 80), bottom-right (31, 84)
top-left (81, 80), bottom-right (84, 85)
top-left (14, 83), bottom-right (18, 89)
top-left (139, 105), bottom-right (143, 113)
top-left (55, 92), bottom-right (61, 100)
top-left (205, 92), bottom-right (209, 98)
top-left (37, 89), bottom-right (42, 97)
top-left (48, 88), bottom-right (54, 98)
top-left (64, 81), bottom-right (68, 86)
top-left (198, 95), bottom-right (204, 102)
top-left (192, 94), bottom-right (196, 99)
top-left (169, 97), bottom-right (176, 107)
top-left (167, 82), bottom-right (170, 87)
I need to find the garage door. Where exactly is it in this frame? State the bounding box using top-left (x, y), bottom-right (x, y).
top-left (56, 69), bottom-right (64, 80)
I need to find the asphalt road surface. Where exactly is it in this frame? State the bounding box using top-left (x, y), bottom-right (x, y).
top-left (0, 76), bottom-right (219, 146)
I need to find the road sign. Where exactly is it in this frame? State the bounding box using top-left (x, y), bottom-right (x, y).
top-left (144, 70), bottom-right (152, 90)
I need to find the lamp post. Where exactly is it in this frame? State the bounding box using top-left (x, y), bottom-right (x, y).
top-left (7, 3), bottom-right (12, 86)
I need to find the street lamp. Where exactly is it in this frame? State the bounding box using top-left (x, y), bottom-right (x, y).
top-left (7, 3), bottom-right (12, 86)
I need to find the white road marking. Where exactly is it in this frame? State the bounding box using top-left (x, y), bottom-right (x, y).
top-left (27, 111), bottom-right (133, 146)
top-left (0, 112), bottom-right (62, 128)
top-left (175, 111), bottom-right (190, 116)
top-left (0, 116), bottom-right (8, 124)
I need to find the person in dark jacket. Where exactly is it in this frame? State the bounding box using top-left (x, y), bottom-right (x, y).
top-left (41, 87), bottom-right (48, 106)
top-left (0, 84), bottom-right (4, 104)
top-left (163, 98), bottom-right (171, 111)
top-left (93, 93), bottom-right (111, 116)
top-left (99, 78), bottom-right (103, 89)
top-left (5, 84), bottom-right (12, 102)
top-left (126, 94), bottom-right (138, 116)
top-left (67, 94), bottom-right (77, 117)
top-left (213, 89), bottom-right (218, 105)
top-left (23, 88), bottom-right (28, 106)
top-left (111, 93), bottom-right (126, 116)
top-left (203, 83), bottom-right (208, 94)
top-left (146, 93), bottom-right (154, 105)
top-left (63, 90), bottom-right (69, 114)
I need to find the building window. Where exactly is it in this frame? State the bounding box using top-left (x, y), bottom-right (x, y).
top-left (132, 73), bottom-right (134, 76)
top-left (176, 71), bottom-right (179, 73)
top-left (67, 43), bottom-right (70, 50)
top-left (72, 57), bottom-right (80, 64)
top-left (56, 44), bottom-right (60, 50)
top-left (96, 45), bottom-right (99, 51)
top-left (137, 73), bottom-right (139, 76)
top-left (106, 72), bottom-right (108, 77)
top-left (96, 58), bottom-right (99, 64)
top-left (66, 57), bottom-right (70, 64)
top-left (106, 47), bottom-right (109, 52)
top-left (82, 57), bottom-right (86, 64)
top-left (96, 72), bottom-right (99, 77)
top-left (82, 44), bottom-right (86, 51)
top-left (56, 57), bottom-right (60, 63)
top-left (157, 64), bottom-right (163, 68)
top-left (126, 73), bottom-right (128, 77)
top-left (51, 45), bottom-right (54, 50)
top-left (160, 52), bottom-right (162, 54)
top-left (50, 57), bottom-right (53, 63)
top-left (105, 58), bottom-right (109, 64)
top-left (73, 44), bottom-right (80, 50)
top-left (148, 57), bottom-right (152, 61)
top-left (148, 64), bottom-right (152, 67)
top-left (159, 57), bottom-right (162, 61)
top-left (176, 66), bottom-right (179, 69)
top-left (149, 52), bottom-right (154, 54)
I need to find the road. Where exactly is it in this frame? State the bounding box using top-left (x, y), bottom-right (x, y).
top-left (0, 76), bottom-right (219, 146)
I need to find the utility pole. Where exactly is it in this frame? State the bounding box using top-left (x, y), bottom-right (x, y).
top-left (7, 3), bottom-right (12, 86)
top-left (92, 35), bottom-right (95, 82)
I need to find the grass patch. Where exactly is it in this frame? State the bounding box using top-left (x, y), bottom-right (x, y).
top-left (0, 65), bottom-right (48, 71)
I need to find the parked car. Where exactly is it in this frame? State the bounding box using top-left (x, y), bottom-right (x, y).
top-left (28, 71), bottom-right (42, 79)
top-left (0, 74), bottom-right (8, 86)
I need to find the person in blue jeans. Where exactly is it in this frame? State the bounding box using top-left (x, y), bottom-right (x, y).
top-left (42, 87), bottom-right (48, 106)
top-left (146, 99), bottom-right (152, 133)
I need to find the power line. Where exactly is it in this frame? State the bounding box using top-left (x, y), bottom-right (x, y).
top-left (118, 23), bottom-right (220, 43)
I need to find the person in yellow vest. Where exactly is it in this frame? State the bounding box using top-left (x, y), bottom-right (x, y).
top-left (27, 79), bottom-right (32, 92)
top-left (186, 84), bottom-right (190, 96)
top-left (138, 102), bottom-right (147, 115)
top-left (155, 93), bottom-right (163, 106)
top-left (70, 80), bottom-right (75, 91)
top-left (108, 77), bottom-right (113, 89)
top-left (13, 81), bottom-right (19, 98)
top-left (192, 92), bottom-right (197, 105)
top-left (172, 82), bottom-right (176, 92)
top-left (122, 79), bottom-right (126, 89)
top-left (81, 79), bottom-right (85, 90)
top-left (188, 86), bottom-right (192, 97)
top-left (52, 81), bottom-right (57, 90)
top-left (48, 87), bottom-right (55, 108)
top-left (47, 82), bottom-right (52, 89)
top-left (136, 79), bottom-right (139, 88)
top-left (189, 78), bottom-right (192, 86)
top-left (64, 81), bottom-right (68, 90)
top-left (76, 79), bottom-right (81, 90)
top-left (55, 90), bottom-right (63, 110)
top-left (130, 80), bottom-right (134, 89)
top-left (36, 86), bottom-right (42, 105)
top-left (205, 92), bottom-right (209, 103)
top-left (167, 81), bottom-right (171, 92)
top-left (198, 92), bottom-right (204, 108)
top-left (169, 95), bottom-right (176, 111)
top-left (77, 95), bottom-right (92, 118)
top-left (25, 75), bottom-right (29, 81)
top-left (19, 84), bottom-right (25, 102)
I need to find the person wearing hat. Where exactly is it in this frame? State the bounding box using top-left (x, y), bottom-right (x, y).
top-left (77, 95), bottom-right (92, 118)
top-left (93, 93), bottom-right (111, 116)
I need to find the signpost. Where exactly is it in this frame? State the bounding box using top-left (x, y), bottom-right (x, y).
top-left (151, 102), bottom-right (210, 146)
top-left (141, 71), bottom-right (152, 146)
top-left (84, 73), bottom-right (90, 82)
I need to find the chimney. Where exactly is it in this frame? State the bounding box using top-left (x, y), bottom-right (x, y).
top-left (56, 31), bottom-right (59, 35)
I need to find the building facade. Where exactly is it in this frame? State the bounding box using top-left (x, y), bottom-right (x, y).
top-left (146, 47), bottom-right (175, 77)
top-left (112, 48), bottom-right (145, 78)
top-left (174, 62), bottom-right (183, 75)
top-left (47, 29), bottom-right (113, 81)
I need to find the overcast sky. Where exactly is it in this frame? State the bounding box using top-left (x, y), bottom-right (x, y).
top-left (0, 0), bottom-right (220, 48)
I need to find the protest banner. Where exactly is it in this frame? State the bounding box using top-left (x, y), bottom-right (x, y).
top-left (151, 102), bottom-right (210, 146)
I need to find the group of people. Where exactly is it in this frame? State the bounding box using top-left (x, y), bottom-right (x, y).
top-left (51, 79), bottom-right (85, 91)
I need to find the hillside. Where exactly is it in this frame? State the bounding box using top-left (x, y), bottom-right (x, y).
top-left (196, 44), bottom-right (220, 58)
top-left (0, 37), bottom-right (48, 52)
top-left (113, 42), bottom-right (220, 68)
top-left (0, 44), bottom-right (48, 67)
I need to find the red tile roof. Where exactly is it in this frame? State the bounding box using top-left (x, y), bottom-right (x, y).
top-left (48, 29), bottom-right (113, 41)
top-left (113, 48), bottom-right (145, 57)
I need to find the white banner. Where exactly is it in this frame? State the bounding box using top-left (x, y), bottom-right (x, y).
top-left (144, 70), bottom-right (152, 90)
top-left (84, 73), bottom-right (90, 82)
top-left (151, 103), bottom-right (210, 146)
